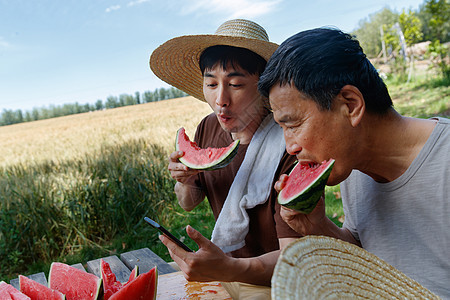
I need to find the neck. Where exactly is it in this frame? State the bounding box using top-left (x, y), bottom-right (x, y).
top-left (231, 109), bottom-right (270, 144)
top-left (355, 109), bottom-right (436, 182)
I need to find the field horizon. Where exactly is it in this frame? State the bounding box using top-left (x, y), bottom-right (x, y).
top-left (0, 96), bottom-right (212, 168)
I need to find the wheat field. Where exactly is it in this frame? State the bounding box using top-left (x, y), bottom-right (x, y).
top-left (0, 97), bottom-right (212, 168)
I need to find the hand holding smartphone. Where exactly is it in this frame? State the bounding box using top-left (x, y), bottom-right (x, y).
top-left (144, 217), bottom-right (193, 252)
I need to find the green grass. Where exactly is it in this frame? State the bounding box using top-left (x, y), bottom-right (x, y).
top-left (0, 139), bottom-right (176, 281)
top-left (387, 76), bottom-right (450, 119)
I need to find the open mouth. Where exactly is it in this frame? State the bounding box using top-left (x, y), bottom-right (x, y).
top-left (299, 161), bottom-right (320, 169)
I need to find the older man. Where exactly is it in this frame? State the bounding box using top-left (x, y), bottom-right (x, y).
top-left (258, 28), bottom-right (450, 298)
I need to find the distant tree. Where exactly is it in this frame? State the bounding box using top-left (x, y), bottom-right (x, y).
top-left (1, 109), bottom-right (15, 125)
top-left (25, 111), bottom-right (32, 122)
top-left (95, 99), bottom-right (104, 110)
top-left (31, 108), bottom-right (40, 121)
top-left (399, 9), bottom-right (423, 46)
top-left (135, 91), bottom-right (141, 104)
top-left (158, 88), bottom-right (167, 100)
top-left (142, 91), bottom-right (153, 103)
top-left (419, 0), bottom-right (450, 42)
top-left (105, 96), bottom-right (119, 109)
top-left (353, 7), bottom-right (399, 57)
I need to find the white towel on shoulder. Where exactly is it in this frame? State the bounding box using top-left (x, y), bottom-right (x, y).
top-left (211, 113), bottom-right (286, 253)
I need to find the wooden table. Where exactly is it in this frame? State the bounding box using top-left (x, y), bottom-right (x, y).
top-left (8, 248), bottom-right (231, 299)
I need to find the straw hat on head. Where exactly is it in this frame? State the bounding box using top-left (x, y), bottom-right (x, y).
top-left (149, 19), bottom-right (278, 102)
top-left (272, 236), bottom-right (440, 300)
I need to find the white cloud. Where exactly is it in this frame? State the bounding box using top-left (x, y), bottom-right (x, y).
top-left (105, 5), bottom-right (121, 13)
top-left (0, 37), bottom-right (10, 48)
top-left (181, 0), bottom-right (281, 19)
top-left (127, 0), bottom-right (151, 7)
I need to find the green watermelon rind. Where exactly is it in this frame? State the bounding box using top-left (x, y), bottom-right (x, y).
top-left (278, 159), bottom-right (335, 214)
top-left (48, 262), bottom-right (102, 300)
top-left (175, 128), bottom-right (240, 170)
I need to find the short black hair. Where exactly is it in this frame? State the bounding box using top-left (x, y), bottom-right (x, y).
top-left (200, 45), bottom-right (267, 76)
top-left (258, 28), bottom-right (392, 114)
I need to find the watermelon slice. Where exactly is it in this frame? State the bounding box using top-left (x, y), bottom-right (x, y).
top-left (278, 159), bottom-right (335, 213)
top-left (48, 262), bottom-right (102, 300)
top-left (175, 127), bottom-right (240, 170)
top-left (100, 259), bottom-right (138, 300)
top-left (109, 267), bottom-right (157, 300)
top-left (19, 275), bottom-right (65, 300)
top-left (0, 281), bottom-right (31, 299)
top-left (0, 288), bottom-right (13, 299)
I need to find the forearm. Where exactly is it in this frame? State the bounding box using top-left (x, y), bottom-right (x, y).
top-left (318, 217), bottom-right (361, 246)
top-left (225, 250), bottom-right (281, 286)
top-left (174, 181), bottom-right (205, 211)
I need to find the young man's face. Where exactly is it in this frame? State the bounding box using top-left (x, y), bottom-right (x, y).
top-left (203, 63), bottom-right (265, 136)
top-left (269, 83), bottom-right (354, 185)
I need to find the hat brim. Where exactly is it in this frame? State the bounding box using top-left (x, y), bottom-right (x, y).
top-left (272, 236), bottom-right (439, 299)
top-left (149, 35), bottom-right (278, 102)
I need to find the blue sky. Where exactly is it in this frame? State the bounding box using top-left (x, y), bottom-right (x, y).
top-left (0, 0), bottom-right (425, 112)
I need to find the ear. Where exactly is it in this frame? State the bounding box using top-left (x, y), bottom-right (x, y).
top-left (337, 85), bottom-right (365, 127)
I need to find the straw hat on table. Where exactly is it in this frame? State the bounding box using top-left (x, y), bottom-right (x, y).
top-left (272, 236), bottom-right (440, 300)
top-left (149, 19), bottom-right (278, 102)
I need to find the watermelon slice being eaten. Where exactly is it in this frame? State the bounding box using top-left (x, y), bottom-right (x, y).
top-left (175, 127), bottom-right (240, 170)
top-left (278, 159), bottom-right (335, 214)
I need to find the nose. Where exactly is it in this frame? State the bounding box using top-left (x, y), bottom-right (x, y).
top-left (215, 86), bottom-right (230, 108)
top-left (284, 131), bottom-right (302, 156)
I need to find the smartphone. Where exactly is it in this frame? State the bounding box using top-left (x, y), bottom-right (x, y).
top-left (144, 217), bottom-right (193, 252)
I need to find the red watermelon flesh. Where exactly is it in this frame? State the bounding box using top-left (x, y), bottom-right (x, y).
top-left (49, 262), bottom-right (101, 300)
top-left (19, 275), bottom-right (65, 300)
top-left (176, 127), bottom-right (239, 170)
top-left (101, 259), bottom-right (122, 300)
top-left (0, 281), bottom-right (30, 300)
top-left (278, 159), bottom-right (335, 214)
top-left (0, 288), bottom-right (13, 300)
top-left (101, 259), bottom-right (139, 299)
top-left (110, 267), bottom-right (157, 300)
top-left (124, 266), bottom-right (138, 285)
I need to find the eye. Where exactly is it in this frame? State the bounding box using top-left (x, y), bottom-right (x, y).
top-left (229, 83), bottom-right (243, 88)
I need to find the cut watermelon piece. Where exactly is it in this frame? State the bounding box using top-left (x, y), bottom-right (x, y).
top-left (0, 286), bottom-right (13, 300)
top-left (100, 259), bottom-right (139, 300)
top-left (19, 275), bottom-right (65, 300)
top-left (110, 267), bottom-right (157, 300)
top-left (175, 127), bottom-right (239, 170)
top-left (101, 259), bottom-right (122, 300)
top-left (48, 262), bottom-right (102, 300)
top-left (0, 281), bottom-right (31, 299)
top-left (125, 266), bottom-right (138, 285)
top-left (278, 159), bottom-right (335, 213)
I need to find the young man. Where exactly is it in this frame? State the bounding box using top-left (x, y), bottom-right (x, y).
top-left (258, 28), bottom-right (450, 298)
top-left (149, 19), bottom-right (301, 290)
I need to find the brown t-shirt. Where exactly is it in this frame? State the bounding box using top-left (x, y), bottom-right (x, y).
top-left (188, 113), bottom-right (302, 258)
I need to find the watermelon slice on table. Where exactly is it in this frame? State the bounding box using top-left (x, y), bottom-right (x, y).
top-left (19, 275), bottom-right (65, 300)
top-left (100, 259), bottom-right (138, 300)
top-left (0, 281), bottom-right (30, 299)
top-left (278, 159), bottom-right (335, 214)
top-left (109, 267), bottom-right (158, 300)
top-left (176, 127), bottom-right (240, 170)
top-left (0, 287), bottom-right (13, 300)
top-left (48, 262), bottom-right (102, 300)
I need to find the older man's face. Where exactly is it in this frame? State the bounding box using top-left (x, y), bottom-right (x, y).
top-left (269, 83), bottom-right (355, 186)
